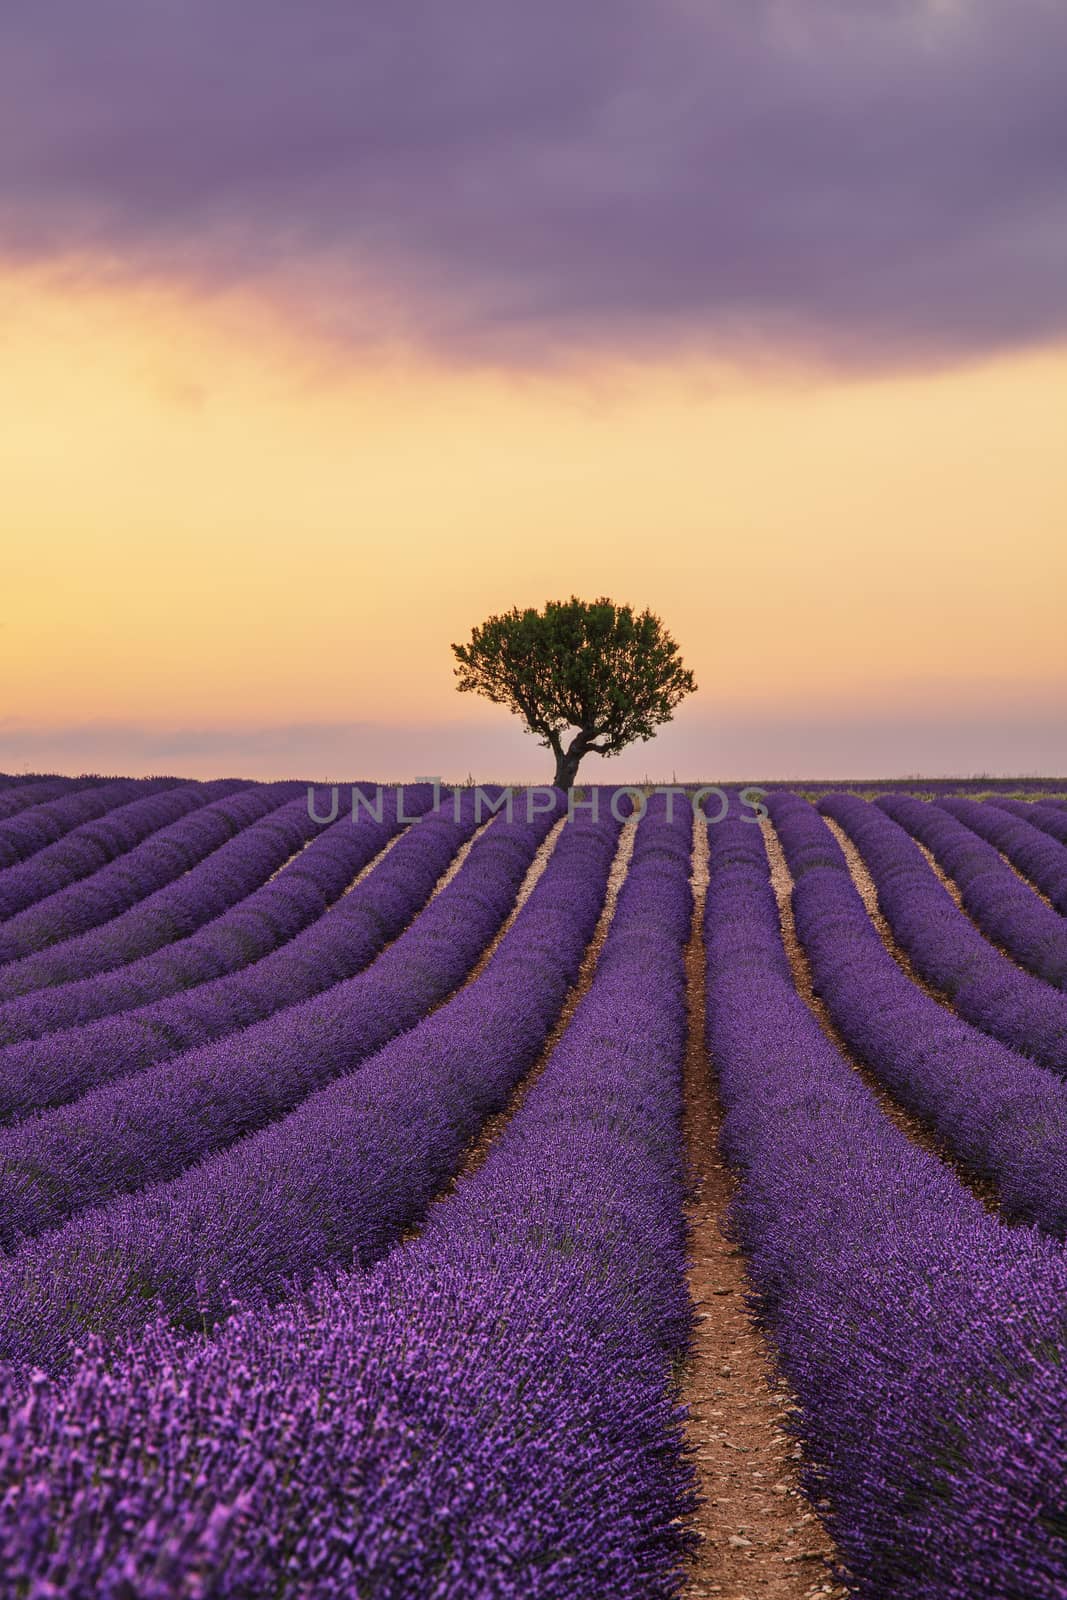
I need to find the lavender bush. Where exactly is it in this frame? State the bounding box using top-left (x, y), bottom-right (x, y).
top-left (0, 794), bottom-right (607, 1366)
top-left (990, 797), bottom-right (1067, 847)
top-left (0, 780), bottom-right (259, 963)
top-left (706, 817), bottom-right (1067, 1599)
top-left (938, 795), bottom-right (1067, 913)
top-left (0, 793), bottom-right (561, 1249)
top-left (0, 798), bottom-right (695, 1598)
top-left (0, 777), bottom-right (180, 870)
top-left (768, 791), bottom-right (1067, 1233)
top-left (0, 790), bottom-right (440, 1120)
top-left (821, 792), bottom-right (1067, 1071)
top-left (0, 780), bottom-right (244, 922)
top-left (0, 776), bottom-right (96, 821)
top-left (0, 787), bottom-right (330, 1016)
top-left (878, 793), bottom-right (1067, 989)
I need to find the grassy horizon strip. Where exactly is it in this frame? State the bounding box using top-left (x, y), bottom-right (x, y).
top-left (821, 792), bottom-right (1067, 1072)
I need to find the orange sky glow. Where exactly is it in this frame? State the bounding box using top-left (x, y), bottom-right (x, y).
top-left (3, 263), bottom-right (1065, 780)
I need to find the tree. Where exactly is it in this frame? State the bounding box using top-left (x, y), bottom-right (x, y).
top-left (451, 596), bottom-right (697, 790)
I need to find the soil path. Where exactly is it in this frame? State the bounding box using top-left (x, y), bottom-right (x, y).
top-left (682, 816), bottom-right (843, 1600)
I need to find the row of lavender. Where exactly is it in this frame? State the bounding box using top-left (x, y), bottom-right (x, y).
top-left (0, 776), bottom-right (102, 820)
top-left (706, 817), bottom-right (1067, 1598)
top-left (765, 792), bottom-right (1067, 1233)
top-left (0, 791), bottom-right (552, 1255)
top-left (0, 780), bottom-right (285, 965)
top-left (0, 777), bottom-right (184, 871)
top-left (0, 788), bottom-right (447, 1119)
top-left (879, 793), bottom-right (1067, 987)
top-left (0, 798), bottom-right (697, 1596)
top-left (820, 792), bottom-right (1067, 1071)
top-left (2, 771), bottom-right (1067, 1587)
top-left (0, 788), bottom-right (338, 1010)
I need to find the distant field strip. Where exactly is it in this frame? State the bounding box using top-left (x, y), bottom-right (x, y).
top-left (0, 796), bottom-right (701, 1597)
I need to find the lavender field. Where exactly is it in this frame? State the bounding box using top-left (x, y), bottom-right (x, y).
top-left (1, 771), bottom-right (1067, 1597)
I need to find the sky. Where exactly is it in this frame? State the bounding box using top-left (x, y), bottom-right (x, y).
top-left (2, 0), bottom-right (1065, 781)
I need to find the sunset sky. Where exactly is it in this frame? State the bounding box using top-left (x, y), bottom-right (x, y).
top-left (3, 2), bottom-right (1065, 781)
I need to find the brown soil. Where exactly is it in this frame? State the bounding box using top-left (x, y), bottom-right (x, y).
top-left (682, 817), bottom-right (843, 1600)
top-left (912, 838), bottom-right (965, 908)
top-left (759, 819), bottom-right (999, 1212)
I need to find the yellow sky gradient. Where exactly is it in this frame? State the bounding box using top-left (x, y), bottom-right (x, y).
top-left (2, 263), bottom-right (1065, 776)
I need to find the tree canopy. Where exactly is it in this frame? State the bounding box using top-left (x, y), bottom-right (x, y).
top-left (451, 596), bottom-right (696, 788)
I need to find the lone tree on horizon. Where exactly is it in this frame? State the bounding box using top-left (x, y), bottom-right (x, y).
top-left (451, 596), bottom-right (696, 790)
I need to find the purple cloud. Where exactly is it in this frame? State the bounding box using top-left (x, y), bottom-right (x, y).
top-left (2, 0), bottom-right (1065, 365)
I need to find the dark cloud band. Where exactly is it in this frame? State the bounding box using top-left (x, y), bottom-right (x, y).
top-left (2, 0), bottom-right (1065, 364)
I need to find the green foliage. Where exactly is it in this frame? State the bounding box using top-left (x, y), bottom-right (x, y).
top-left (452, 596), bottom-right (696, 786)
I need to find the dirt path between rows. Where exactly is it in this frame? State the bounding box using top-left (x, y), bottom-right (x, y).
top-left (681, 817), bottom-right (842, 1600)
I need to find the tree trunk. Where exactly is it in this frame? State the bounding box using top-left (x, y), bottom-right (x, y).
top-left (552, 747), bottom-right (584, 790)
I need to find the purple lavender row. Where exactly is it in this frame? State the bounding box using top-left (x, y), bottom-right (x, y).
top-left (0, 801), bottom-right (694, 1598)
top-left (0, 777), bottom-right (182, 871)
top-left (0, 788), bottom-right (432, 1042)
top-left (705, 817), bottom-right (1067, 1600)
top-left (0, 779), bottom-right (247, 923)
top-left (0, 793), bottom-right (559, 1251)
top-left (0, 790), bottom-right (439, 1122)
top-left (0, 793), bottom-right (598, 1368)
top-left (769, 792), bottom-right (1067, 1233)
top-left (0, 776), bottom-right (97, 822)
top-left (821, 793), bottom-right (1067, 1072)
top-left (937, 795), bottom-right (1067, 913)
top-left (0, 788), bottom-right (329, 1019)
top-left (990, 796), bottom-right (1067, 847)
top-left (879, 793), bottom-right (1067, 990)
top-left (0, 782), bottom-right (297, 965)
